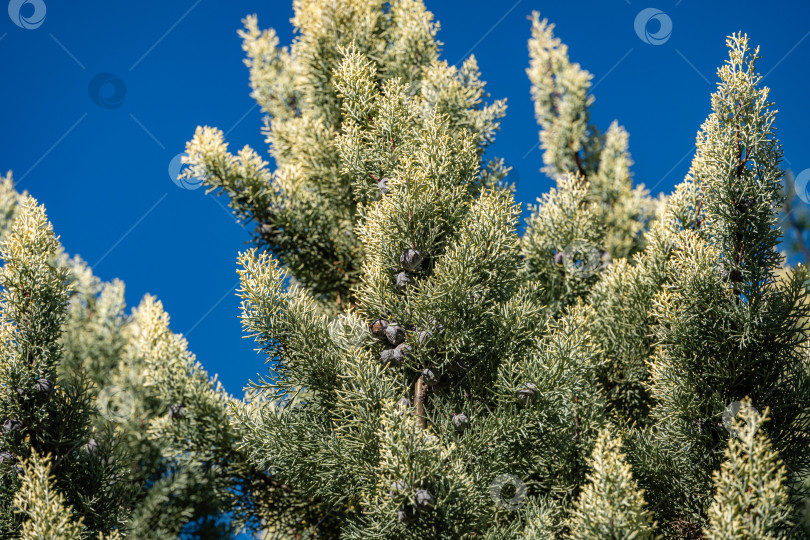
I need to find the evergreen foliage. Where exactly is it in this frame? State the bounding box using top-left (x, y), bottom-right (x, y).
top-left (211, 7), bottom-right (810, 537)
top-left (182, 0), bottom-right (505, 308)
top-left (524, 13), bottom-right (657, 262)
top-left (0, 176), bottom-right (320, 538)
top-left (630, 34), bottom-right (810, 535)
top-left (0, 191), bottom-right (131, 537)
top-left (704, 401), bottom-right (794, 539)
top-left (567, 428), bottom-right (657, 539)
top-left (2, 2), bottom-right (810, 539)
top-left (14, 450), bottom-right (86, 540)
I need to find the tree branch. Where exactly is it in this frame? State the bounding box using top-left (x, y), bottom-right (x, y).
top-left (414, 375), bottom-right (427, 430)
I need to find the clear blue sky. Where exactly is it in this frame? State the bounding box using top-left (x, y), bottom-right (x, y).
top-left (2, 0), bottom-right (809, 517)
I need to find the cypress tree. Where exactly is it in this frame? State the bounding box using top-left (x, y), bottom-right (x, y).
top-left (2, 2), bottom-right (809, 538)
top-left (0, 177), bottom-right (321, 538)
top-left (182, 0), bottom-right (505, 309)
top-left (630, 34), bottom-right (810, 535)
top-left (567, 428), bottom-right (656, 539)
top-left (704, 401), bottom-right (794, 539)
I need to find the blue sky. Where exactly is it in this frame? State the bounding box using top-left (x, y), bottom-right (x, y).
top-left (1, 1), bottom-right (809, 524)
